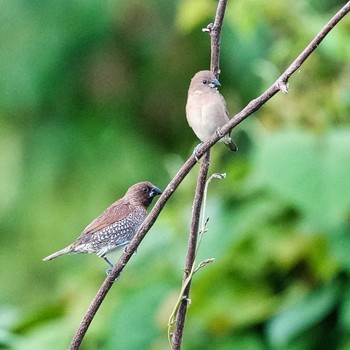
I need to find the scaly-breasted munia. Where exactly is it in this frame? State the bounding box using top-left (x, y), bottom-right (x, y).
top-left (43, 181), bottom-right (162, 270)
top-left (186, 70), bottom-right (237, 151)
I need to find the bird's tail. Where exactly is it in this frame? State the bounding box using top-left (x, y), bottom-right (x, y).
top-left (42, 245), bottom-right (73, 261)
top-left (224, 137), bottom-right (238, 152)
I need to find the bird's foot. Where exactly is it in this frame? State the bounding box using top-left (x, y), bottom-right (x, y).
top-left (105, 267), bottom-right (121, 282)
top-left (103, 256), bottom-right (119, 281)
top-left (123, 246), bottom-right (137, 255)
top-left (216, 128), bottom-right (224, 138)
top-left (192, 143), bottom-right (203, 162)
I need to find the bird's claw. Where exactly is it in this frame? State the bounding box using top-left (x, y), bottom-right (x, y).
top-left (123, 246), bottom-right (137, 255)
top-left (106, 268), bottom-right (121, 282)
top-left (216, 128), bottom-right (224, 138)
top-left (192, 143), bottom-right (203, 162)
top-left (103, 256), bottom-right (118, 281)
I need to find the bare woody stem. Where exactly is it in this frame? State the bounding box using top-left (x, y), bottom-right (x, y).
top-left (170, 0), bottom-right (228, 348)
top-left (194, 1), bottom-right (350, 161)
top-left (68, 2), bottom-right (350, 349)
top-left (171, 152), bottom-right (211, 349)
top-left (209, 0), bottom-right (227, 76)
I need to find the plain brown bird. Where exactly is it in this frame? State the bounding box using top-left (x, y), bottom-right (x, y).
top-left (186, 70), bottom-right (237, 152)
top-left (43, 181), bottom-right (162, 270)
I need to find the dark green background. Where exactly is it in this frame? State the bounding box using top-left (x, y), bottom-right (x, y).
top-left (1, 0), bottom-right (350, 349)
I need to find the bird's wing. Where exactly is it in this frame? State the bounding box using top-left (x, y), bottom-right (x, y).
top-left (81, 200), bottom-right (131, 235)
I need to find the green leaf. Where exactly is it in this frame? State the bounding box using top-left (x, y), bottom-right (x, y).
top-left (252, 129), bottom-right (350, 229)
top-left (266, 282), bottom-right (340, 346)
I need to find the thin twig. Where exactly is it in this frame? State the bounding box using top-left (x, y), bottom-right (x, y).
top-left (196, 172), bottom-right (226, 254)
top-left (210, 0), bottom-right (227, 75)
top-left (171, 152), bottom-right (211, 350)
top-left (168, 172), bottom-right (225, 347)
top-left (170, 0), bottom-right (228, 346)
top-left (68, 2), bottom-right (350, 349)
top-left (193, 1), bottom-right (350, 161)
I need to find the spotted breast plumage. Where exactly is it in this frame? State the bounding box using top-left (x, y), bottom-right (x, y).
top-left (42, 181), bottom-right (162, 270)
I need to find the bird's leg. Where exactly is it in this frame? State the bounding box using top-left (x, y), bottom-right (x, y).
top-left (103, 256), bottom-right (116, 277)
top-left (103, 256), bottom-right (114, 268)
top-left (192, 142), bottom-right (203, 162)
top-left (103, 256), bottom-right (122, 281)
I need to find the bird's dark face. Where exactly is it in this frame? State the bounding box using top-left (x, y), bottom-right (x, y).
top-left (127, 181), bottom-right (162, 207)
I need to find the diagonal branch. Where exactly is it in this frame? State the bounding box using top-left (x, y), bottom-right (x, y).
top-left (68, 2), bottom-right (350, 349)
top-left (193, 1), bottom-right (350, 161)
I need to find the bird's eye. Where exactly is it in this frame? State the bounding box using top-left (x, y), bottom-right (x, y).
top-left (203, 79), bottom-right (208, 84)
top-left (142, 187), bottom-right (149, 193)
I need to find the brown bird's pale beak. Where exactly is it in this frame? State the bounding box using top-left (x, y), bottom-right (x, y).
top-left (209, 78), bottom-right (221, 88)
top-left (149, 186), bottom-right (162, 198)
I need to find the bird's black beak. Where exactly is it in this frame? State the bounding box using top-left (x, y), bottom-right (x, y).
top-left (149, 186), bottom-right (162, 198)
top-left (209, 78), bottom-right (221, 88)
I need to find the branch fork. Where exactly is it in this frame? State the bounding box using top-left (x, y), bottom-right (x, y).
top-left (276, 79), bottom-right (289, 93)
top-left (202, 23), bottom-right (213, 33)
top-left (68, 2), bottom-right (350, 349)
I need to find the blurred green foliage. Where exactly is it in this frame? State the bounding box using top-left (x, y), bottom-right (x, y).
top-left (0, 0), bottom-right (350, 349)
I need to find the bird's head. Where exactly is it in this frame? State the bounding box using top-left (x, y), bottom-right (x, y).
top-left (126, 181), bottom-right (162, 208)
top-left (189, 70), bottom-right (221, 93)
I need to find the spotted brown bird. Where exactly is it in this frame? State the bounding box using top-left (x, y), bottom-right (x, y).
top-left (43, 181), bottom-right (162, 270)
top-left (186, 70), bottom-right (237, 152)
